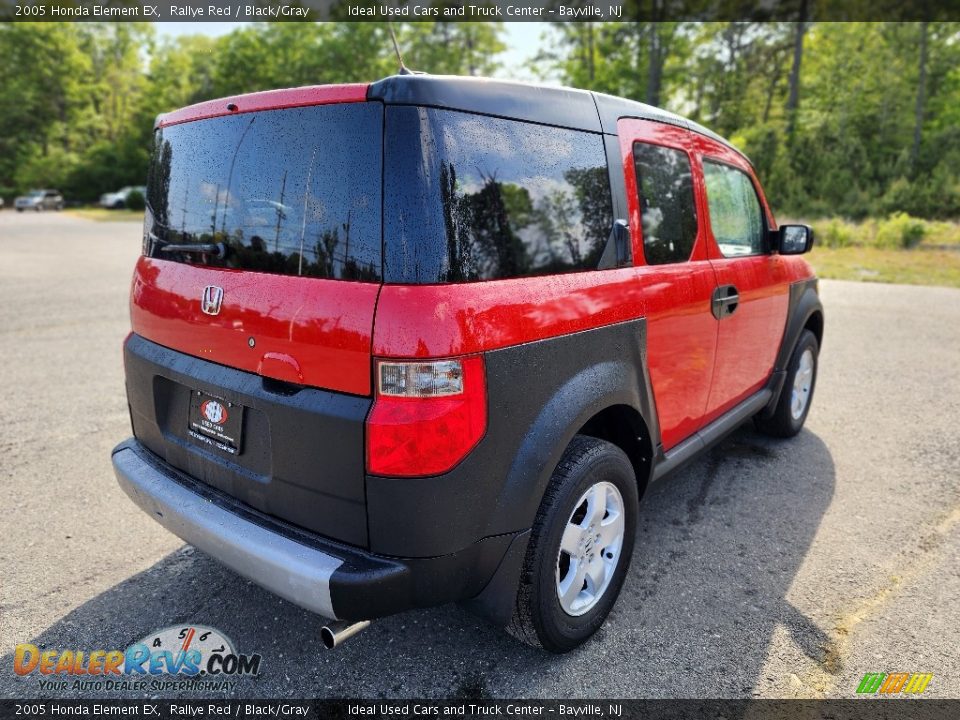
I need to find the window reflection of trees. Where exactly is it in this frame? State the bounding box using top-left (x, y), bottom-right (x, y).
top-left (438, 162), bottom-right (613, 282)
top-left (634, 143), bottom-right (698, 266)
top-left (144, 106), bottom-right (381, 282)
top-left (703, 161), bottom-right (763, 257)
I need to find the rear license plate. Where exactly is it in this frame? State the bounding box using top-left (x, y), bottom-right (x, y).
top-left (188, 391), bottom-right (244, 455)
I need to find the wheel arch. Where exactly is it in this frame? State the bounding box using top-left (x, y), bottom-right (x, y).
top-left (493, 347), bottom-right (658, 537)
top-left (577, 403), bottom-right (654, 501)
top-left (465, 350), bottom-right (656, 627)
top-left (804, 308), bottom-right (824, 349)
top-left (761, 279), bottom-right (824, 419)
top-left (776, 281), bottom-right (823, 373)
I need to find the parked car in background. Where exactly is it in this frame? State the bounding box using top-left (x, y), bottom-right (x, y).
top-left (100, 186), bottom-right (146, 209)
top-left (0, 196), bottom-right (4, 210)
top-left (15, 189), bottom-right (64, 212)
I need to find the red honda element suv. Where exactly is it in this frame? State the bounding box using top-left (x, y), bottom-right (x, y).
top-left (113, 75), bottom-right (823, 653)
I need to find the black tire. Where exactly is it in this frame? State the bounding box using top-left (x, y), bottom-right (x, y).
top-left (755, 329), bottom-right (819, 438)
top-left (508, 435), bottom-right (638, 653)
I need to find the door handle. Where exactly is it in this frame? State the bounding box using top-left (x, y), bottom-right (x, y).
top-left (711, 285), bottom-right (740, 319)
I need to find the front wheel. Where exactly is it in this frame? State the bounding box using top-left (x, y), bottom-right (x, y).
top-left (755, 329), bottom-right (819, 438)
top-left (508, 435), bottom-right (638, 653)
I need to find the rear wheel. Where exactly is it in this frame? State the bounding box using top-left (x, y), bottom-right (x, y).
top-left (508, 435), bottom-right (637, 653)
top-left (755, 329), bottom-right (819, 438)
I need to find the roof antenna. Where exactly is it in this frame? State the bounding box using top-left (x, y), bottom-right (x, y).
top-left (387, 23), bottom-right (414, 76)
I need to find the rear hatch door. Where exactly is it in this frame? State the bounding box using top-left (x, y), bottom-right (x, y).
top-left (127, 90), bottom-right (382, 546)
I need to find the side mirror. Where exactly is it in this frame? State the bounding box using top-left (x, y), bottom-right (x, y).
top-left (775, 224), bottom-right (814, 255)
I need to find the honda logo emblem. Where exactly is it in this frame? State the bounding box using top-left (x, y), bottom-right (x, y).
top-left (201, 285), bottom-right (224, 315)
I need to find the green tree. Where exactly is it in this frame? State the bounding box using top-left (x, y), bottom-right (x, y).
top-left (398, 22), bottom-right (506, 76)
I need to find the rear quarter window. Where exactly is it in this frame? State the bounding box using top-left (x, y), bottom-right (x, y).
top-left (384, 107), bottom-right (614, 283)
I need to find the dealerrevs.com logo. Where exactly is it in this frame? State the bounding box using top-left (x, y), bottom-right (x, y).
top-left (13, 625), bottom-right (262, 693)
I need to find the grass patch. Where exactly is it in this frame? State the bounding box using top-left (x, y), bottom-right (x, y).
top-left (65, 207), bottom-right (144, 222)
top-left (789, 215), bottom-right (960, 288)
top-left (808, 246), bottom-right (960, 288)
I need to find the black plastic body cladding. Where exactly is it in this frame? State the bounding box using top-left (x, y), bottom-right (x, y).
top-left (776, 279), bottom-right (823, 370)
top-left (760, 278), bottom-right (823, 418)
top-left (124, 334), bottom-right (371, 547)
top-left (365, 319), bottom-right (656, 558)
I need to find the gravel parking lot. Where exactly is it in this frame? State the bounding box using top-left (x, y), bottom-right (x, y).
top-left (1, 211), bottom-right (958, 699)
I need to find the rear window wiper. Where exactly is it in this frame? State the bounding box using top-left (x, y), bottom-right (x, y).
top-left (158, 242), bottom-right (227, 259)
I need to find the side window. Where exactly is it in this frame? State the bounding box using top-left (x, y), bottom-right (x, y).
top-left (702, 160), bottom-right (765, 257)
top-left (383, 107), bottom-right (615, 283)
top-left (633, 142), bottom-right (698, 265)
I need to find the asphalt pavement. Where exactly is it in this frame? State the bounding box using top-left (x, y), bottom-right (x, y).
top-left (1, 211), bottom-right (957, 699)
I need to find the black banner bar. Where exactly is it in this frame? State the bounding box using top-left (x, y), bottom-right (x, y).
top-left (1, 0), bottom-right (959, 22)
top-left (2, 700), bottom-right (960, 720)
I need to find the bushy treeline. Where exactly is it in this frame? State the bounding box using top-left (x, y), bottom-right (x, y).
top-left (542, 21), bottom-right (960, 220)
top-left (0, 22), bottom-right (504, 203)
top-left (815, 213), bottom-right (960, 250)
top-left (1, 21), bottom-right (958, 221)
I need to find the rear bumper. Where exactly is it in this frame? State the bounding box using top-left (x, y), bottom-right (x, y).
top-left (112, 438), bottom-right (519, 621)
top-left (114, 438), bottom-right (347, 618)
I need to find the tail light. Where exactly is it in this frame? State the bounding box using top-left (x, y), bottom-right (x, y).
top-left (366, 356), bottom-right (487, 477)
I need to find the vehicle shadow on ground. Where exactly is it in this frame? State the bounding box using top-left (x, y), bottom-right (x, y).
top-left (1, 426), bottom-right (834, 699)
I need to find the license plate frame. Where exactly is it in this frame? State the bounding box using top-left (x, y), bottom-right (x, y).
top-left (187, 390), bottom-right (245, 455)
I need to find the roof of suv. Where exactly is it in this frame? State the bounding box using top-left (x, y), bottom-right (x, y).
top-left (368, 74), bottom-right (750, 164)
top-left (156, 74), bottom-right (749, 165)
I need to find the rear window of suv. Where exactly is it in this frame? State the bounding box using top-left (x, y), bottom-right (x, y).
top-left (144, 102), bottom-right (383, 281)
top-left (383, 107), bottom-right (614, 283)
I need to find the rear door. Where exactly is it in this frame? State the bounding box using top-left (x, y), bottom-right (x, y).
top-left (619, 119), bottom-right (719, 450)
top-left (691, 137), bottom-right (790, 422)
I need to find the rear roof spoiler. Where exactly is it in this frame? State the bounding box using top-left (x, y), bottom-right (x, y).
top-left (154, 84), bottom-right (369, 129)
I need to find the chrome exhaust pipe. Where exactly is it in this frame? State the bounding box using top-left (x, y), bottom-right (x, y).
top-left (321, 620), bottom-right (370, 649)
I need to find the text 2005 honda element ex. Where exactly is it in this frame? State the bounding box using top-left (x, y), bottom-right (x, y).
top-left (113, 75), bottom-right (823, 653)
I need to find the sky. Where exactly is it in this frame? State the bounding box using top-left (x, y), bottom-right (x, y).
top-left (153, 22), bottom-right (550, 82)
